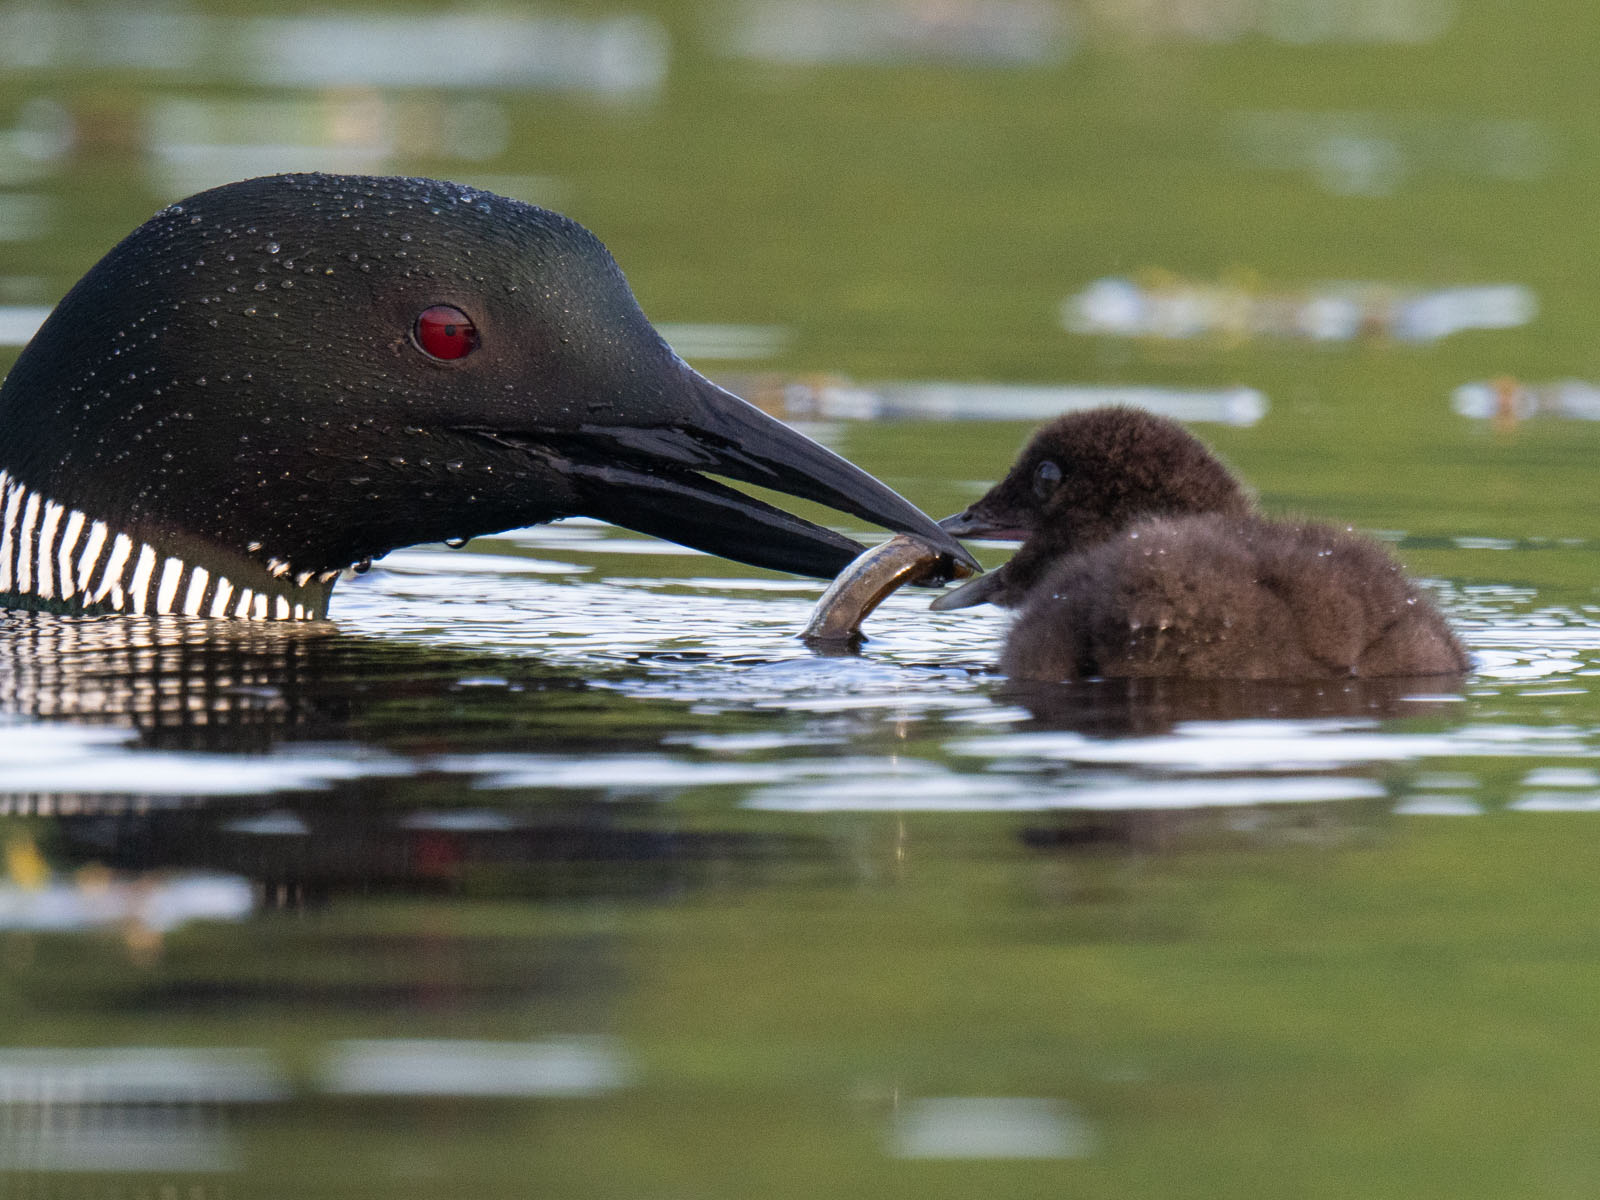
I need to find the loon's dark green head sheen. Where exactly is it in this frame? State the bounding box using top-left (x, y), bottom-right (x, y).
top-left (0, 173), bottom-right (974, 619)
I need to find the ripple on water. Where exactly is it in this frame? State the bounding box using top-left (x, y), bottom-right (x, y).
top-left (336, 547), bottom-right (1000, 710)
top-left (6, 532), bottom-right (1600, 821)
top-left (744, 773), bottom-right (1386, 813)
top-left (0, 716), bottom-right (410, 805)
top-left (947, 721), bottom-right (1595, 772)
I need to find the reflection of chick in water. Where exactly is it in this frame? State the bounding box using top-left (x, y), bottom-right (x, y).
top-left (1004, 674), bottom-right (1463, 738)
top-left (935, 408), bottom-right (1468, 682)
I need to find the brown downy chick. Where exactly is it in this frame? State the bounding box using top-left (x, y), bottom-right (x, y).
top-left (934, 408), bottom-right (1467, 681)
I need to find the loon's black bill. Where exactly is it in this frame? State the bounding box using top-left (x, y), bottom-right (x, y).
top-left (673, 377), bottom-right (978, 566)
top-left (564, 456), bottom-right (870, 578)
top-left (628, 371), bottom-right (979, 577)
top-left (507, 368), bottom-right (980, 580)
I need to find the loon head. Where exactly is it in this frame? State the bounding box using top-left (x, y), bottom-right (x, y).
top-left (0, 172), bottom-right (976, 620)
top-left (932, 406), bottom-right (1252, 610)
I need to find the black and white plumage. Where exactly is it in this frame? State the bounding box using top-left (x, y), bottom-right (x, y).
top-left (0, 173), bottom-right (974, 620)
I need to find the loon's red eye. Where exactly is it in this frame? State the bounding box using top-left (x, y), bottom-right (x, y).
top-left (413, 305), bottom-right (478, 360)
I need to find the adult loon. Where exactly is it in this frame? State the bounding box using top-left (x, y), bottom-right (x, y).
top-left (932, 407), bottom-right (1467, 681)
top-left (0, 173), bottom-right (976, 621)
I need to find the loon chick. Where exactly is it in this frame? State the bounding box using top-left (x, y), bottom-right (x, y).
top-left (932, 407), bottom-right (1467, 681)
top-left (0, 173), bottom-right (975, 621)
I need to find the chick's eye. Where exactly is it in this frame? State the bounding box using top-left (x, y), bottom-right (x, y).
top-left (413, 305), bottom-right (478, 361)
top-left (1032, 459), bottom-right (1062, 501)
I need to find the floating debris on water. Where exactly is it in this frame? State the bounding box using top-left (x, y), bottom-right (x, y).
top-left (722, 0), bottom-right (1071, 65)
top-left (1085, 0), bottom-right (1454, 45)
top-left (721, 0), bottom-right (1447, 65)
top-left (1452, 378), bottom-right (1600, 425)
top-left (725, 373), bottom-right (1267, 425)
top-left (0, 6), bottom-right (669, 98)
top-left (1065, 273), bottom-right (1535, 344)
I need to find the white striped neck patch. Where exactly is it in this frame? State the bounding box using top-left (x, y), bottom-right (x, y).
top-left (0, 469), bottom-right (332, 620)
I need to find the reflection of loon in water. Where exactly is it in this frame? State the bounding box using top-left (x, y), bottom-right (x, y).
top-left (0, 607), bottom-right (1468, 895)
top-left (0, 613), bottom-right (820, 903)
top-left (0, 610), bottom-right (578, 749)
top-left (1, 613), bottom-right (333, 742)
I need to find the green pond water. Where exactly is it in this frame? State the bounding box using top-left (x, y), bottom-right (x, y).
top-left (3, 1), bottom-right (1600, 1196)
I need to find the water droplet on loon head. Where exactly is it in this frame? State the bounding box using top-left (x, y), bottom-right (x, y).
top-left (444, 537), bottom-right (468, 549)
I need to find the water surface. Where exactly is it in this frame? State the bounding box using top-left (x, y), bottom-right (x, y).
top-left (6, 1), bottom-right (1600, 1195)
